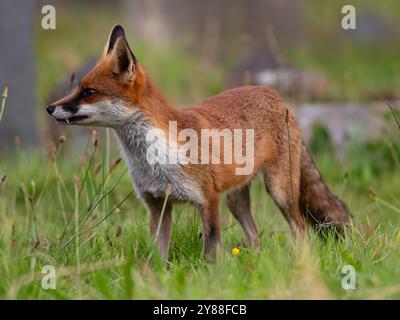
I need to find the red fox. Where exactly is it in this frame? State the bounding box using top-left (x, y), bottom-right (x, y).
top-left (47, 25), bottom-right (351, 260)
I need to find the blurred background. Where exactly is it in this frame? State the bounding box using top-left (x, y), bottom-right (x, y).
top-left (0, 0), bottom-right (399, 154)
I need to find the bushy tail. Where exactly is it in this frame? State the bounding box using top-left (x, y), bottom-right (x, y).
top-left (299, 143), bottom-right (351, 231)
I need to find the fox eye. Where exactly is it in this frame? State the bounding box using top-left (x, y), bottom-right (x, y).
top-left (80, 88), bottom-right (97, 98)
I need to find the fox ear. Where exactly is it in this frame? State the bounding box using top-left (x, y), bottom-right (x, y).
top-left (107, 28), bottom-right (137, 80)
top-left (105, 24), bottom-right (126, 55)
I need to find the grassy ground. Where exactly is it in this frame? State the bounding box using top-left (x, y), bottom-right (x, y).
top-left (0, 127), bottom-right (400, 299)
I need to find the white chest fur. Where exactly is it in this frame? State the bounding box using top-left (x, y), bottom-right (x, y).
top-left (115, 118), bottom-right (203, 204)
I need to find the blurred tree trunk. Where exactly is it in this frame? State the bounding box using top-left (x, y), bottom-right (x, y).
top-left (0, 0), bottom-right (38, 150)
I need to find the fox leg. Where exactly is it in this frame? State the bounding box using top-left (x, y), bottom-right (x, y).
top-left (263, 161), bottom-right (306, 239)
top-left (199, 195), bottom-right (221, 262)
top-left (143, 193), bottom-right (173, 260)
top-left (225, 184), bottom-right (260, 247)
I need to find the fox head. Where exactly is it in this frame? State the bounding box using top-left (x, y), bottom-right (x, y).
top-left (47, 25), bottom-right (146, 127)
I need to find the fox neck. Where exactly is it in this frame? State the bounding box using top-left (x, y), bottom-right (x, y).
top-left (113, 77), bottom-right (203, 203)
top-left (134, 74), bottom-right (180, 132)
top-left (115, 70), bottom-right (179, 148)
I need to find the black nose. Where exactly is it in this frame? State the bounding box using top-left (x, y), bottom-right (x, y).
top-left (46, 104), bottom-right (56, 115)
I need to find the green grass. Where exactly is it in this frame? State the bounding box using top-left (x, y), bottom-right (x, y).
top-left (0, 127), bottom-right (400, 299)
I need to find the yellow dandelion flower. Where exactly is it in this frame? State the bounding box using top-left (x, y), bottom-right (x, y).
top-left (232, 247), bottom-right (240, 256)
